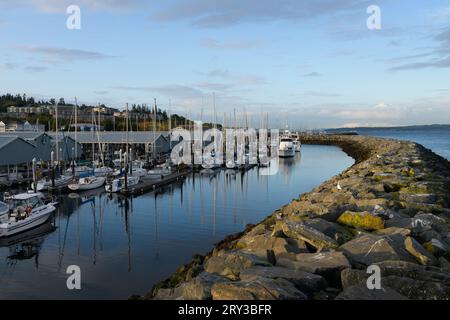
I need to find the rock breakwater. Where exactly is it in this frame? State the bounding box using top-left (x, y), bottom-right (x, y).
top-left (144, 135), bottom-right (450, 300)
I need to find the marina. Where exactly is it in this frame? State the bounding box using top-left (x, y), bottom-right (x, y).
top-left (0, 145), bottom-right (354, 299)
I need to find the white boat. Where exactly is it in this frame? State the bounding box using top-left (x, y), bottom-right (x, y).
top-left (0, 193), bottom-right (56, 238)
top-left (114, 161), bottom-right (147, 178)
top-left (94, 166), bottom-right (114, 177)
top-left (147, 163), bottom-right (172, 179)
top-left (105, 175), bottom-right (140, 193)
top-left (293, 140), bottom-right (301, 152)
top-left (68, 176), bottom-right (106, 191)
top-left (32, 175), bottom-right (73, 191)
top-left (279, 137), bottom-right (295, 158)
top-left (65, 165), bottom-right (93, 177)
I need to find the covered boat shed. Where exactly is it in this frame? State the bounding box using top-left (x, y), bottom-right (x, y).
top-left (0, 136), bottom-right (37, 166)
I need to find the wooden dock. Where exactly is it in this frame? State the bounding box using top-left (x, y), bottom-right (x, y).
top-left (120, 170), bottom-right (191, 196)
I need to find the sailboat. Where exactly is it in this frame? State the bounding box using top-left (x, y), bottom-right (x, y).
top-left (36, 103), bottom-right (73, 191)
top-left (68, 175), bottom-right (106, 191)
top-left (65, 98), bottom-right (93, 177)
top-left (106, 103), bottom-right (141, 193)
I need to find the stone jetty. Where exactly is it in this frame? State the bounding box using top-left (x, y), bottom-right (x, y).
top-left (144, 135), bottom-right (450, 300)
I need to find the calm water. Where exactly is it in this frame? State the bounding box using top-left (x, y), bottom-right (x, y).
top-left (0, 145), bottom-right (353, 299)
top-left (328, 126), bottom-right (450, 160)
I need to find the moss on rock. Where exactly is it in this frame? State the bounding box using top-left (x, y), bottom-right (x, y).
top-left (337, 211), bottom-right (385, 231)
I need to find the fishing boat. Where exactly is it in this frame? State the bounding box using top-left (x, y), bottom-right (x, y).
top-left (0, 193), bottom-right (56, 238)
top-left (68, 176), bottom-right (106, 191)
top-left (278, 136), bottom-right (295, 158)
top-left (33, 174), bottom-right (73, 191)
top-left (105, 175), bottom-right (140, 193)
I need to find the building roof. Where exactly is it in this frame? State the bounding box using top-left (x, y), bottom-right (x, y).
top-left (0, 131), bottom-right (46, 141)
top-left (0, 136), bottom-right (18, 149)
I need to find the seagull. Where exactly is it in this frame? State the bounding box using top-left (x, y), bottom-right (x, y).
top-left (337, 181), bottom-right (342, 191)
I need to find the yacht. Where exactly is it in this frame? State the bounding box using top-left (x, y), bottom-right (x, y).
top-left (68, 176), bottom-right (106, 191)
top-left (105, 175), bottom-right (140, 193)
top-left (0, 193), bottom-right (56, 238)
top-left (278, 137), bottom-right (295, 158)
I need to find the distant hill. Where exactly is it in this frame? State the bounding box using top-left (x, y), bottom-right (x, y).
top-left (326, 124), bottom-right (450, 133)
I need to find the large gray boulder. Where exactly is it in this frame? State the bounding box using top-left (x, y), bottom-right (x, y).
top-left (277, 251), bottom-right (350, 285)
top-left (204, 251), bottom-right (271, 280)
top-left (335, 284), bottom-right (408, 300)
top-left (404, 236), bottom-right (437, 266)
top-left (339, 233), bottom-right (416, 267)
top-left (211, 277), bottom-right (307, 300)
top-left (281, 220), bottom-right (339, 250)
top-left (239, 266), bottom-right (327, 295)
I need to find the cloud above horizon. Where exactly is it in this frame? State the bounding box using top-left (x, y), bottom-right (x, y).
top-left (151, 0), bottom-right (373, 28)
top-left (13, 46), bottom-right (115, 63)
top-left (0, 0), bottom-right (143, 13)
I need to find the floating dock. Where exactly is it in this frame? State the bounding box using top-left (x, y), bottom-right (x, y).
top-left (120, 170), bottom-right (191, 196)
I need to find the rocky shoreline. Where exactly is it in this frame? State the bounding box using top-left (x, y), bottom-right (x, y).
top-left (142, 135), bottom-right (450, 300)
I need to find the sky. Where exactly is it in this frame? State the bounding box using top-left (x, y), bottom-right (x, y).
top-left (0, 0), bottom-right (450, 129)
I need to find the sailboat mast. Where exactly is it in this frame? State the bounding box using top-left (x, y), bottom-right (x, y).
top-left (74, 97), bottom-right (78, 163)
top-left (55, 102), bottom-right (59, 164)
top-left (153, 98), bottom-right (157, 160)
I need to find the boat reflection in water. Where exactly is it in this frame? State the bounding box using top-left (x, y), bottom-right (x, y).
top-left (0, 222), bottom-right (56, 266)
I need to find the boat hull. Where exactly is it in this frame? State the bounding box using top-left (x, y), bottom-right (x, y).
top-left (0, 206), bottom-right (55, 238)
top-left (68, 177), bottom-right (106, 191)
top-left (279, 149), bottom-right (295, 158)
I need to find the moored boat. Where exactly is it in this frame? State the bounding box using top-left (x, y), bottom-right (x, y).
top-left (0, 193), bottom-right (56, 238)
top-left (105, 175), bottom-right (140, 193)
top-left (68, 176), bottom-right (106, 191)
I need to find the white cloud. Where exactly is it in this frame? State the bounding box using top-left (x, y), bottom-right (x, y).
top-left (0, 0), bottom-right (142, 13)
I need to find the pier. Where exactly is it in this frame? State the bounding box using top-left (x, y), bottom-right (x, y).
top-left (120, 170), bottom-right (191, 196)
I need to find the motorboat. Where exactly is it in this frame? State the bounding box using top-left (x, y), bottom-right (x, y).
top-left (32, 174), bottom-right (73, 191)
top-left (68, 176), bottom-right (106, 191)
top-left (0, 193), bottom-right (56, 238)
top-left (105, 175), bottom-right (140, 193)
top-left (279, 137), bottom-right (295, 158)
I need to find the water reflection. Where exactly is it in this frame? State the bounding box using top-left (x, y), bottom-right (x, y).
top-left (0, 145), bottom-right (354, 299)
top-left (0, 222), bottom-right (56, 266)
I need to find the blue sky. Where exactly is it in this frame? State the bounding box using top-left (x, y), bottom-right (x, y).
top-left (1, 0), bottom-right (450, 128)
